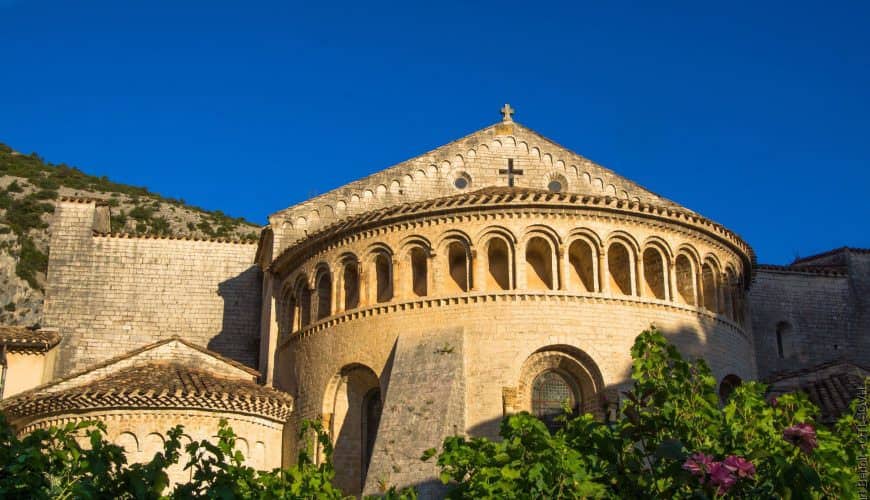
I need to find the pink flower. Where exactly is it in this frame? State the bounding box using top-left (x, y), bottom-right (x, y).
top-left (708, 461), bottom-right (737, 495)
top-left (723, 455), bottom-right (756, 478)
top-left (783, 423), bottom-right (819, 454)
top-left (682, 452), bottom-right (714, 479)
top-left (769, 396), bottom-right (778, 407)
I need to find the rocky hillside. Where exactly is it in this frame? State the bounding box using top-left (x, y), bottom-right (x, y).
top-left (0, 142), bottom-right (261, 327)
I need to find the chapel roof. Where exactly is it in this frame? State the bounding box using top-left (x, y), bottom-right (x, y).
top-left (267, 107), bottom-right (708, 254)
top-left (0, 326), bottom-right (61, 352)
top-left (765, 359), bottom-right (868, 424)
top-left (0, 362), bottom-right (294, 423)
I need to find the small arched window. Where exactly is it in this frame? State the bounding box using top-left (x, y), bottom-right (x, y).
top-left (607, 242), bottom-right (633, 296)
top-left (642, 247), bottom-right (666, 300)
top-left (701, 262), bottom-right (719, 313)
top-left (447, 241), bottom-right (471, 293)
top-left (315, 268), bottom-right (332, 321)
top-left (526, 237), bottom-right (555, 290)
top-left (776, 321), bottom-right (791, 359)
top-left (675, 254), bottom-right (696, 305)
top-left (293, 279), bottom-right (311, 330)
top-left (531, 370), bottom-right (579, 432)
top-left (409, 247), bottom-right (428, 297)
top-left (568, 239), bottom-right (595, 292)
top-left (342, 261), bottom-right (360, 310)
top-left (374, 253), bottom-right (393, 303)
top-left (486, 238), bottom-right (511, 290)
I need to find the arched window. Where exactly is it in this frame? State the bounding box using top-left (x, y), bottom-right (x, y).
top-left (374, 253), bottom-right (393, 303)
top-left (642, 247), bottom-right (666, 300)
top-left (315, 268), bottom-right (331, 321)
top-left (361, 388), bottom-right (382, 478)
top-left (568, 239), bottom-right (595, 292)
top-left (607, 242), bottom-right (633, 296)
top-left (486, 238), bottom-right (511, 290)
top-left (719, 375), bottom-right (742, 403)
top-left (531, 370), bottom-right (579, 432)
top-left (526, 236), bottom-right (554, 290)
top-left (342, 261), bottom-right (359, 310)
top-left (701, 262), bottom-right (719, 313)
top-left (293, 279), bottom-right (311, 330)
top-left (675, 254), bottom-right (696, 305)
top-left (447, 241), bottom-right (470, 293)
top-left (409, 247), bottom-right (428, 297)
top-left (776, 321), bottom-right (791, 359)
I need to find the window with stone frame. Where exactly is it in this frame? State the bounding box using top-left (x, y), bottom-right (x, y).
top-left (531, 370), bottom-right (580, 432)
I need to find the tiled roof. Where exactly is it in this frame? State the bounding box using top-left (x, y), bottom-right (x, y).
top-left (0, 362), bottom-right (293, 423)
top-left (270, 186), bottom-right (755, 272)
top-left (0, 327), bottom-right (61, 352)
top-left (790, 246), bottom-right (870, 266)
top-left (755, 264), bottom-right (847, 276)
top-left (766, 360), bottom-right (868, 423)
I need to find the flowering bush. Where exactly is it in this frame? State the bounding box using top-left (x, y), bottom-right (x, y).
top-left (426, 327), bottom-right (862, 498)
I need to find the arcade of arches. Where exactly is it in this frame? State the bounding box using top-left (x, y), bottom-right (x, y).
top-left (282, 231), bottom-right (747, 334)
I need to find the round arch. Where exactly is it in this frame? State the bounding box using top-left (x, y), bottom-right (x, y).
top-left (515, 345), bottom-right (606, 422)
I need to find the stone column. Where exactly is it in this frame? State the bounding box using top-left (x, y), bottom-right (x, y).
top-left (470, 249), bottom-right (482, 292)
top-left (635, 253), bottom-right (645, 298)
top-left (599, 249), bottom-right (609, 294)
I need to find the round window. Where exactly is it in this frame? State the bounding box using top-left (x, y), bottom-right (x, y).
top-left (547, 180), bottom-right (563, 193)
top-left (454, 177), bottom-right (469, 189)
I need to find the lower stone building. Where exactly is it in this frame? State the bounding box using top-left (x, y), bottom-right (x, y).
top-left (0, 107), bottom-right (866, 497)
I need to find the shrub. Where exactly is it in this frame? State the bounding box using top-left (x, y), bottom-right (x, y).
top-left (426, 327), bottom-right (861, 498)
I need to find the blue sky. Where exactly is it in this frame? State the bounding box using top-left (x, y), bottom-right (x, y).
top-left (0, 1), bottom-right (867, 264)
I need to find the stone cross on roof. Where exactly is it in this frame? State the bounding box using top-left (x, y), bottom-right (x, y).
top-left (500, 103), bottom-right (514, 123)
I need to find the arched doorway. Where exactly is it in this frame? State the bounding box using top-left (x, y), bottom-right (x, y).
top-left (322, 364), bottom-right (381, 496)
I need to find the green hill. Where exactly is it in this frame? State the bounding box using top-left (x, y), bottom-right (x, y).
top-left (0, 142), bottom-right (261, 327)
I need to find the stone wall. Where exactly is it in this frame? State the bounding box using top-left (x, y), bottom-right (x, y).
top-left (750, 250), bottom-right (870, 380)
top-left (45, 200), bottom-right (262, 376)
top-left (362, 328), bottom-right (465, 497)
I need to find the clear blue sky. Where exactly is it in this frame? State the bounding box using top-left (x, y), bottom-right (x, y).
top-left (1, 1), bottom-right (867, 264)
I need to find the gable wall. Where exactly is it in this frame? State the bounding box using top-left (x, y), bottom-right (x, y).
top-left (45, 201), bottom-right (262, 377)
top-left (270, 123), bottom-right (673, 255)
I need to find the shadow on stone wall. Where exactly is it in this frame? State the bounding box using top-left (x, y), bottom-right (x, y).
top-left (208, 265), bottom-right (262, 369)
top-left (462, 321), bottom-right (730, 443)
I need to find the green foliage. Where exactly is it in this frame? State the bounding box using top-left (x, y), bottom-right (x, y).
top-left (0, 142), bottom-right (259, 243)
top-left (427, 327), bottom-right (862, 499)
top-left (0, 415), bottom-right (417, 499)
top-left (0, 328), bottom-right (860, 498)
top-left (16, 236), bottom-right (48, 289)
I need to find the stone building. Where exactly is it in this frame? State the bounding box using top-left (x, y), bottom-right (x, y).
top-left (0, 106), bottom-right (866, 496)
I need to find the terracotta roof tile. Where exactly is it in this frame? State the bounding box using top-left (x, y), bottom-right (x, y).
top-left (1, 362), bottom-right (293, 423)
top-left (0, 327), bottom-right (61, 352)
top-left (765, 360), bottom-right (868, 423)
top-left (270, 186), bottom-right (755, 273)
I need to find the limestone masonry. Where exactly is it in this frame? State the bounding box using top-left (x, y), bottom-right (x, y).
top-left (0, 107), bottom-right (866, 497)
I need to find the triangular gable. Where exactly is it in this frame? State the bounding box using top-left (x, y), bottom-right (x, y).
top-left (12, 337), bottom-right (260, 398)
top-left (269, 119), bottom-right (685, 254)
